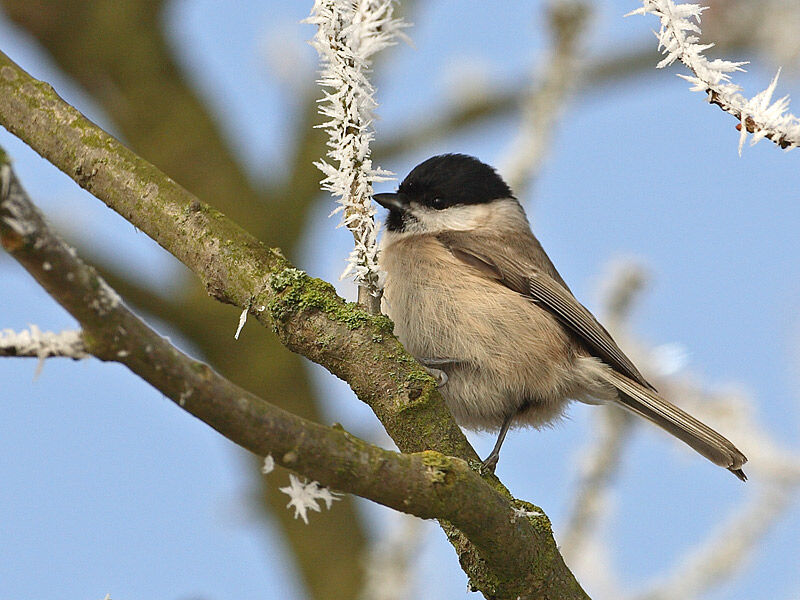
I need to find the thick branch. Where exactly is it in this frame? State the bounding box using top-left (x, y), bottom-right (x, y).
top-left (0, 49), bottom-right (473, 458)
top-left (0, 59), bottom-right (588, 598)
top-left (0, 6), bottom-right (354, 589)
top-left (0, 159), bottom-right (514, 534)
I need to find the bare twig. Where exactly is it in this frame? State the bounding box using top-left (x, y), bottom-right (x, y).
top-left (501, 0), bottom-right (590, 196)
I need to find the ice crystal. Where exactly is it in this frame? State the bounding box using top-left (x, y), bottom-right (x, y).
top-left (279, 473), bottom-right (342, 524)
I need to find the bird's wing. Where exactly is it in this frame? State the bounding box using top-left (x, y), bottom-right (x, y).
top-left (437, 231), bottom-right (654, 390)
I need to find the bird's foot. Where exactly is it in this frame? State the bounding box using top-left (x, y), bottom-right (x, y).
top-left (418, 357), bottom-right (458, 387)
top-left (424, 367), bottom-right (448, 386)
top-left (480, 451), bottom-right (499, 474)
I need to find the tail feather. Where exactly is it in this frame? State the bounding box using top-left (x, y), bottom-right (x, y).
top-left (602, 370), bottom-right (747, 481)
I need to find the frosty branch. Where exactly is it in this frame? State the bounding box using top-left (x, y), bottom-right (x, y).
top-left (0, 326), bottom-right (87, 360)
top-left (630, 0), bottom-right (800, 152)
top-left (306, 0), bottom-right (406, 312)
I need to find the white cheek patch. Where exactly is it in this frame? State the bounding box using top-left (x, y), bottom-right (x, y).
top-left (404, 203), bottom-right (491, 233)
top-left (399, 198), bottom-right (526, 234)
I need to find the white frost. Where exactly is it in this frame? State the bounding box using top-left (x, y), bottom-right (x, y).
top-left (234, 306), bottom-right (248, 340)
top-left (512, 506), bottom-right (544, 521)
top-left (279, 473), bottom-right (342, 524)
top-left (0, 325), bottom-right (88, 360)
top-left (261, 454), bottom-right (275, 474)
top-left (0, 326), bottom-right (88, 377)
top-left (305, 0), bottom-right (408, 293)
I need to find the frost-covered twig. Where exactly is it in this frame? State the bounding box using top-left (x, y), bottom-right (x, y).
top-left (359, 513), bottom-right (424, 600)
top-left (634, 476), bottom-right (799, 600)
top-left (306, 0), bottom-right (408, 311)
top-left (0, 326), bottom-right (88, 360)
top-left (560, 261), bottom-right (646, 564)
top-left (629, 0), bottom-right (800, 152)
top-left (501, 1), bottom-right (590, 195)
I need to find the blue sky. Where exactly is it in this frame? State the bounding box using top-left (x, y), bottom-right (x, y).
top-left (1, 1), bottom-right (799, 599)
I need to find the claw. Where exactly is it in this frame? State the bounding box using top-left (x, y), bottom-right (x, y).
top-left (418, 357), bottom-right (459, 387)
top-left (425, 366), bottom-right (448, 386)
top-left (481, 413), bottom-right (514, 473)
top-left (481, 452), bottom-right (499, 473)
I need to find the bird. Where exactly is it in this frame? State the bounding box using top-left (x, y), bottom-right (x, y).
top-left (373, 153), bottom-right (747, 480)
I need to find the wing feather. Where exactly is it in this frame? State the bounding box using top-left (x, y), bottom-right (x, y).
top-left (437, 231), bottom-right (653, 389)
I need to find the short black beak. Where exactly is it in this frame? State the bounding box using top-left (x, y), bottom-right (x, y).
top-left (373, 192), bottom-right (408, 211)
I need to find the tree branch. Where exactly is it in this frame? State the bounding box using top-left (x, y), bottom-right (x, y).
top-left (0, 56), bottom-right (588, 598)
top-left (0, 5), bottom-right (348, 591)
top-left (0, 157), bottom-right (490, 525)
top-left (500, 1), bottom-right (590, 196)
top-left (560, 261), bottom-right (645, 563)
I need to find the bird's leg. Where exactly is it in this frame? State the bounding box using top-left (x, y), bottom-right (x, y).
top-left (417, 357), bottom-right (459, 387)
top-left (481, 413), bottom-right (515, 472)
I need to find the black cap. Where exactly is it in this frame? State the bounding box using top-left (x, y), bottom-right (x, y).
top-left (396, 154), bottom-right (513, 210)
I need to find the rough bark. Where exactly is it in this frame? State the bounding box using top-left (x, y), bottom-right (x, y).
top-left (0, 2), bottom-right (361, 597)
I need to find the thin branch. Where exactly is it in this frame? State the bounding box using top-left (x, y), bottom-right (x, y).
top-left (0, 57), bottom-right (589, 598)
top-left (500, 0), bottom-right (590, 196)
top-left (560, 261), bottom-right (647, 561)
top-left (561, 407), bottom-right (632, 560)
top-left (0, 325), bottom-right (87, 359)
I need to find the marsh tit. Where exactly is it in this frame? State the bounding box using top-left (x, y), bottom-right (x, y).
top-left (373, 153), bottom-right (747, 480)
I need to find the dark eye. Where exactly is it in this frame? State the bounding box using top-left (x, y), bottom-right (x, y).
top-left (432, 197), bottom-right (444, 208)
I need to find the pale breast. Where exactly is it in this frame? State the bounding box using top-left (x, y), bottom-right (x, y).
top-left (379, 234), bottom-right (578, 389)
